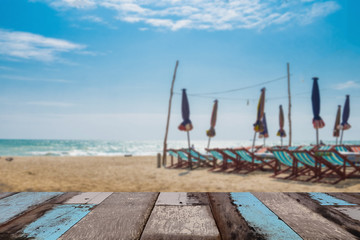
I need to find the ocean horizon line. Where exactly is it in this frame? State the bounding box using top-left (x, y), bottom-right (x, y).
top-left (0, 139), bottom-right (359, 157)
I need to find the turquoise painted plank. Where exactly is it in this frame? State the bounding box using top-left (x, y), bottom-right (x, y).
top-left (230, 192), bottom-right (301, 240)
top-left (309, 193), bottom-right (356, 206)
top-left (22, 204), bottom-right (95, 240)
top-left (0, 192), bottom-right (62, 224)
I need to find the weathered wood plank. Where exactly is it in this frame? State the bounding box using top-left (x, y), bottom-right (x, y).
top-left (20, 204), bottom-right (94, 240)
top-left (65, 192), bottom-right (112, 204)
top-left (156, 192), bottom-right (209, 206)
top-left (286, 193), bottom-right (360, 238)
top-left (336, 207), bottom-right (360, 222)
top-left (231, 192), bottom-right (301, 240)
top-left (59, 192), bottom-right (158, 240)
top-left (0, 192), bottom-right (15, 200)
top-left (308, 192), bottom-right (356, 206)
top-left (140, 205), bottom-right (220, 240)
top-left (253, 192), bottom-right (357, 240)
top-left (327, 193), bottom-right (360, 205)
top-left (0, 192), bottom-right (78, 239)
top-left (0, 192), bottom-right (62, 225)
top-left (208, 193), bottom-right (261, 240)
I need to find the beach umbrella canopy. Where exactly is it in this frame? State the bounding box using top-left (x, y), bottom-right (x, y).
top-left (277, 105), bottom-right (286, 138)
top-left (178, 89), bottom-right (193, 131)
top-left (259, 113), bottom-right (269, 139)
top-left (311, 77), bottom-right (325, 129)
top-left (340, 95), bottom-right (351, 130)
top-left (206, 100), bottom-right (218, 138)
top-left (253, 88), bottom-right (266, 132)
top-left (333, 105), bottom-right (341, 137)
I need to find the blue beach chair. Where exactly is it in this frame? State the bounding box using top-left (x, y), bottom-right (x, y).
top-left (291, 150), bottom-right (344, 184)
top-left (270, 149), bottom-right (318, 181)
top-left (226, 148), bottom-right (278, 174)
top-left (206, 148), bottom-right (239, 172)
top-left (315, 149), bottom-right (360, 183)
top-left (184, 149), bottom-right (214, 168)
top-left (167, 149), bottom-right (198, 169)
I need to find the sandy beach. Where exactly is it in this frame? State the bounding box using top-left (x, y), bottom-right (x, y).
top-left (0, 155), bottom-right (359, 192)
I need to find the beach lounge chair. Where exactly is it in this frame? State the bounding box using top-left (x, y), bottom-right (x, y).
top-left (184, 149), bottom-right (214, 168)
top-left (270, 149), bottom-right (316, 181)
top-left (291, 150), bottom-right (345, 184)
top-left (317, 145), bottom-right (332, 151)
top-left (167, 149), bottom-right (180, 168)
top-left (350, 145), bottom-right (360, 153)
top-left (226, 148), bottom-right (278, 174)
top-left (333, 145), bottom-right (350, 152)
top-left (206, 148), bottom-right (240, 172)
top-left (315, 149), bottom-right (360, 183)
top-left (298, 145), bottom-right (315, 151)
top-left (167, 149), bottom-right (199, 169)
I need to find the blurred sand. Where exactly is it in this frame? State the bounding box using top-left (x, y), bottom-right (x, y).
top-left (0, 156), bottom-right (359, 192)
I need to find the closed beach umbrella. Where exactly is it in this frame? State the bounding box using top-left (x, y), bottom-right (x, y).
top-left (259, 113), bottom-right (269, 146)
top-left (178, 89), bottom-right (193, 169)
top-left (178, 89), bottom-right (193, 132)
top-left (333, 105), bottom-right (341, 144)
top-left (252, 88), bottom-right (266, 151)
top-left (311, 77), bottom-right (325, 145)
top-left (206, 99), bottom-right (218, 148)
top-left (253, 88), bottom-right (266, 133)
top-left (340, 95), bottom-right (351, 144)
top-left (277, 105), bottom-right (286, 146)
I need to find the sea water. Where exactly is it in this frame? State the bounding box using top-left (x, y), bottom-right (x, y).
top-left (0, 139), bottom-right (358, 156)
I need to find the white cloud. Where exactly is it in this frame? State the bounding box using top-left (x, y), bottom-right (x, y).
top-left (50, 0), bottom-right (96, 9)
top-left (38, 0), bottom-right (341, 31)
top-left (0, 29), bottom-right (86, 62)
top-left (0, 74), bottom-right (72, 83)
top-left (333, 81), bottom-right (360, 90)
top-left (300, 1), bottom-right (340, 25)
top-left (80, 15), bottom-right (104, 23)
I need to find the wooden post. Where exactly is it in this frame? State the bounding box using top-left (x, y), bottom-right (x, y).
top-left (162, 60), bottom-right (179, 166)
top-left (157, 153), bottom-right (161, 168)
top-left (287, 63), bottom-right (292, 146)
top-left (187, 131), bottom-right (192, 170)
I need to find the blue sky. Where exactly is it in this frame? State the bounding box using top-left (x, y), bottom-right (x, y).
top-left (0, 0), bottom-right (359, 143)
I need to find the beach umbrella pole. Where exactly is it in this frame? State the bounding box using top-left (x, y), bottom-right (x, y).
top-left (336, 137), bottom-right (338, 145)
top-left (252, 132), bottom-right (257, 152)
top-left (340, 130), bottom-right (344, 145)
top-left (263, 138), bottom-right (265, 147)
top-left (316, 129), bottom-right (319, 146)
top-left (207, 137), bottom-right (211, 149)
top-left (187, 131), bottom-right (192, 170)
top-left (281, 137), bottom-right (283, 147)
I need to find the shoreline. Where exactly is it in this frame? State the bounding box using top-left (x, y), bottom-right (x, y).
top-left (0, 155), bottom-right (359, 192)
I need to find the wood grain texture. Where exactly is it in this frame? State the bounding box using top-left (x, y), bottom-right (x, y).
top-left (231, 192), bottom-right (301, 240)
top-left (59, 192), bottom-right (158, 240)
top-left (21, 204), bottom-right (94, 240)
top-left (286, 193), bottom-right (360, 239)
top-left (327, 193), bottom-right (360, 205)
top-left (308, 192), bottom-right (356, 206)
top-left (0, 192), bottom-right (15, 200)
top-left (208, 193), bottom-right (261, 240)
top-left (140, 205), bottom-right (220, 240)
top-left (0, 192), bottom-right (78, 237)
top-left (0, 192), bottom-right (62, 225)
top-left (336, 207), bottom-right (360, 222)
top-left (65, 192), bottom-right (112, 204)
top-left (253, 192), bottom-right (356, 240)
top-left (155, 192), bottom-right (209, 206)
